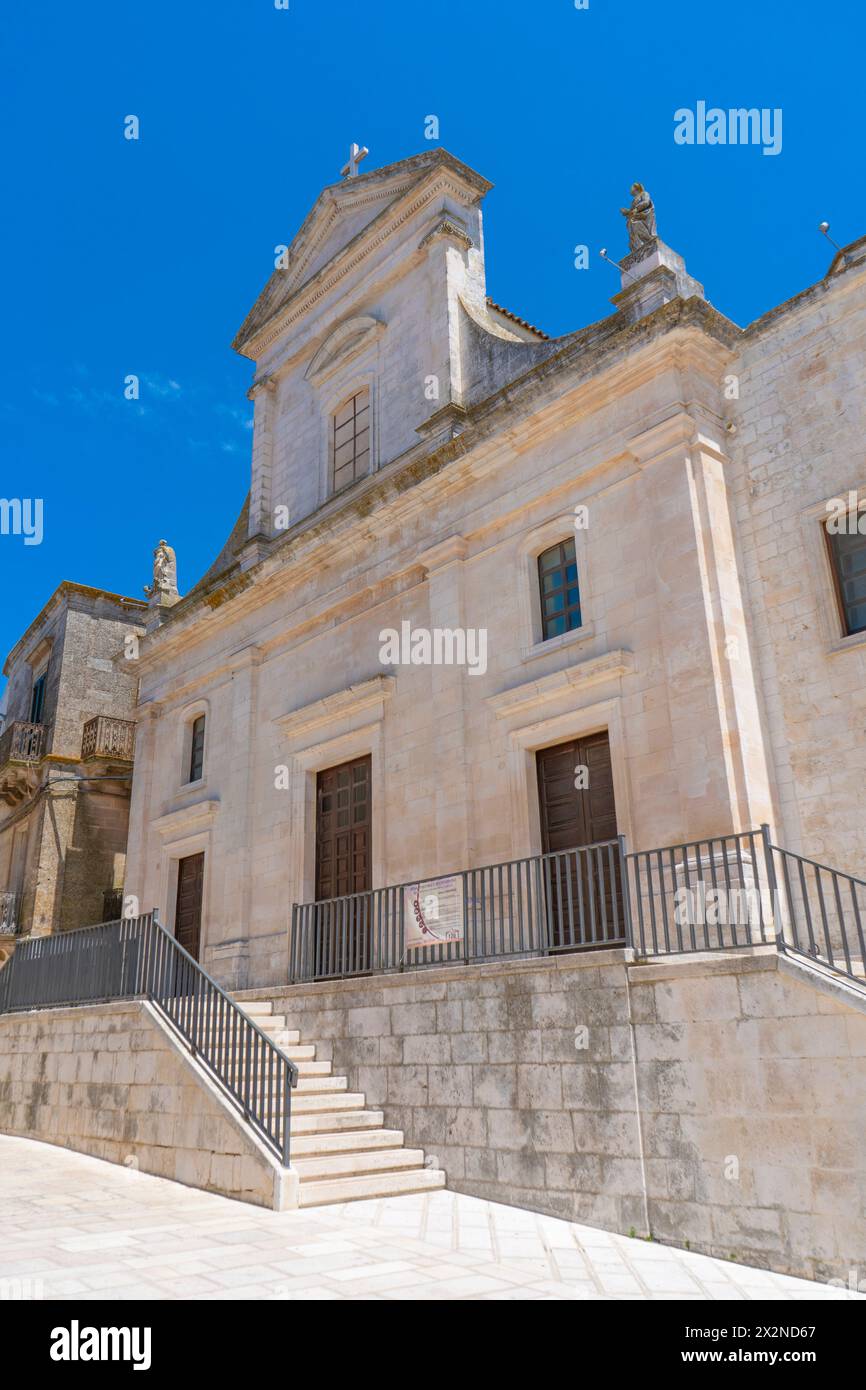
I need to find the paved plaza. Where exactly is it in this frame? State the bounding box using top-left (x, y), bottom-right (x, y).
top-left (0, 1135), bottom-right (860, 1301)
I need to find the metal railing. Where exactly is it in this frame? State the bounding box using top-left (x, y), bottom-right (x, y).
top-left (0, 721), bottom-right (44, 767)
top-left (0, 912), bottom-right (299, 1164)
top-left (81, 715), bottom-right (136, 762)
top-left (769, 839), bottom-right (866, 985)
top-left (0, 891), bottom-right (21, 935)
top-left (291, 825), bottom-right (866, 992)
top-left (624, 828), bottom-right (775, 955)
top-left (290, 838), bottom-right (628, 983)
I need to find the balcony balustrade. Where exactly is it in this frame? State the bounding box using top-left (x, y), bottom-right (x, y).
top-left (81, 716), bottom-right (136, 762)
top-left (0, 721), bottom-right (44, 768)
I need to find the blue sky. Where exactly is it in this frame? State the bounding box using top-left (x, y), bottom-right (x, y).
top-left (2, 0), bottom-right (864, 688)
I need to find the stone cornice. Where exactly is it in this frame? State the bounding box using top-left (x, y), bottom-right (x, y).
top-left (4, 582), bottom-right (146, 677)
top-left (625, 409), bottom-right (731, 468)
top-left (275, 675), bottom-right (395, 740)
top-left (486, 650), bottom-right (634, 721)
top-left (417, 535), bottom-right (468, 574)
top-left (418, 215), bottom-right (474, 252)
top-left (153, 798), bottom-right (220, 836)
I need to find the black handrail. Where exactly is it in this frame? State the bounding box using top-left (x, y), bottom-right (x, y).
top-left (0, 911), bottom-right (299, 1165)
top-left (290, 825), bottom-right (866, 993)
top-left (769, 836), bottom-right (866, 987)
top-left (290, 838), bottom-right (628, 982)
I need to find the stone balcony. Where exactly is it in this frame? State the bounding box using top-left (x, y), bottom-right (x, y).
top-left (81, 715), bottom-right (136, 763)
top-left (0, 721), bottom-right (44, 768)
top-left (0, 722), bottom-right (45, 807)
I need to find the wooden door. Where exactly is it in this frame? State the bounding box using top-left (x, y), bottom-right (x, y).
top-left (174, 852), bottom-right (204, 961)
top-left (315, 757), bottom-right (372, 974)
top-left (536, 733), bottom-right (622, 947)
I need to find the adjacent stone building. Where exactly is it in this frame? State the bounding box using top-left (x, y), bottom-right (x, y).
top-left (0, 582), bottom-right (146, 954)
top-left (121, 146), bottom-right (866, 988)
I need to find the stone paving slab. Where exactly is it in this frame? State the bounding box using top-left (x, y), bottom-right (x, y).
top-left (0, 1135), bottom-right (861, 1302)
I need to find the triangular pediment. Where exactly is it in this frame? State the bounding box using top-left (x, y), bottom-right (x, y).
top-left (233, 148), bottom-right (491, 359)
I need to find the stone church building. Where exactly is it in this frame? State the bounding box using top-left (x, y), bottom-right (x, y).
top-left (3, 145), bottom-right (866, 1270)
top-left (122, 146), bottom-right (866, 990)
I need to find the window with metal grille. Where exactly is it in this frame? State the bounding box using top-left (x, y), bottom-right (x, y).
top-left (826, 517), bottom-right (866, 636)
top-left (537, 538), bottom-right (582, 640)
top-left (188, 714), bottom-right (206, 783)
top-left (331, 388), bottom-right (370, 494)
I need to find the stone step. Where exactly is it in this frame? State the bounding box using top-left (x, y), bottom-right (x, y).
top-left (233, 1021), bottom-right (293, 1040)
top-left (290, 1091), bottom-right (366, 1114)
top-left (211, 1028), bottom-right (300, 1049)
top-left (292, 1148), bottom-right (426, 1183)
top-left (293, 1075), bottom-right (346, 1095)
top-left (257, 1018), bottom-right (290, 1035)
top-left (221, 1059), bottom-right (331, 1082)
top-left (215, 1016), bottom-right (294, 1039)
top-left (225, 998), bottom-right (447, 1208)
top-left (290, 1109), bottom-right (384, 1135)
top-left (289, 1128), bottom-right (406, 1158)
top-left (297, 1166), bottom-right (446, 1208)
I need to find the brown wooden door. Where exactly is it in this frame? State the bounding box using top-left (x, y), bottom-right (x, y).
top-left (174, 852), bottom-right (204, 961)
top-left (315, 757), bottom-right (372, 974)
top-left (536, 733), bottom-right (623, 947)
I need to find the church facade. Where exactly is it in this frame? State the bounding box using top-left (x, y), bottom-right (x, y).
top-left (123, 147), bottom-right (866, 990)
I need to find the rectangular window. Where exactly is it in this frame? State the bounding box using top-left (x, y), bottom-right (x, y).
top-left (29, 672), bottom-right (46, 724)
top-left (188, 715), bottom-right (206, 782)
top-left (331, 388), bottom-right (370, 494)
top-left (538, 538), bottom-right (582, 641)
top-left (826, 518), bottom-right (866, 636)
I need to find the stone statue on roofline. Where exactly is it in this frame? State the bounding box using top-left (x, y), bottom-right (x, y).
top-left (144, 539), bottom-right (179, 604)
top-left (621, 183), bottom-right (657, 253)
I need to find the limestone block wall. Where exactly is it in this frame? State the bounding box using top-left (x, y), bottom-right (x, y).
top-left (0, 1000), bottom-right (292, 1210)
top-left (242, 949), bottom-right (866, 1281)
top-left (732, 265), bottom-right (866, 874)
top-left (56, 784), bottom-right (132, 932)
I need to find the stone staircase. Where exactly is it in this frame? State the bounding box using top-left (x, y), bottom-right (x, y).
top-left (241, 1000), bottom-right (446, 1207)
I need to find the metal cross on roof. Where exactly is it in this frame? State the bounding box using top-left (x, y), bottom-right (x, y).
top-left (341, 142), bottom-right (369, 178)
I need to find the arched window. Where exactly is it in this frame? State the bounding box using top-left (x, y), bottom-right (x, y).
top-left (537, 538), bottom-right (581, 640)
top-left (331, 387), bottom-right (370, 494)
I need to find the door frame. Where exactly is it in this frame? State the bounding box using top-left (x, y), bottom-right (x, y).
top-left (286, 724), bottom-right (387, 906)
top-left (160, 828), bottom-right (212, 945)
top-left (504, 696), bottom-right (634, 860)
top-left (174, 850), bottom-right (205, 961)
top-left (314, 753), bottom-right (373, 903)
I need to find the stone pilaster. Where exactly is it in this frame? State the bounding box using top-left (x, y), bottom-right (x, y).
top-left (122, 703), bottom-right (160, 919)
top-left (628, 411), bottom-right (775, 838)
top-left (207, 644), bottom-right (263, 988)
top-left (246, 376), bottom-right (278, 543)
top-left (418, 536), bottom-right (473, 872)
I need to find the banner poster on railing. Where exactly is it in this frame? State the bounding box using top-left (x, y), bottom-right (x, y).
top-left (404, 875), bottom-right (463, 949)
